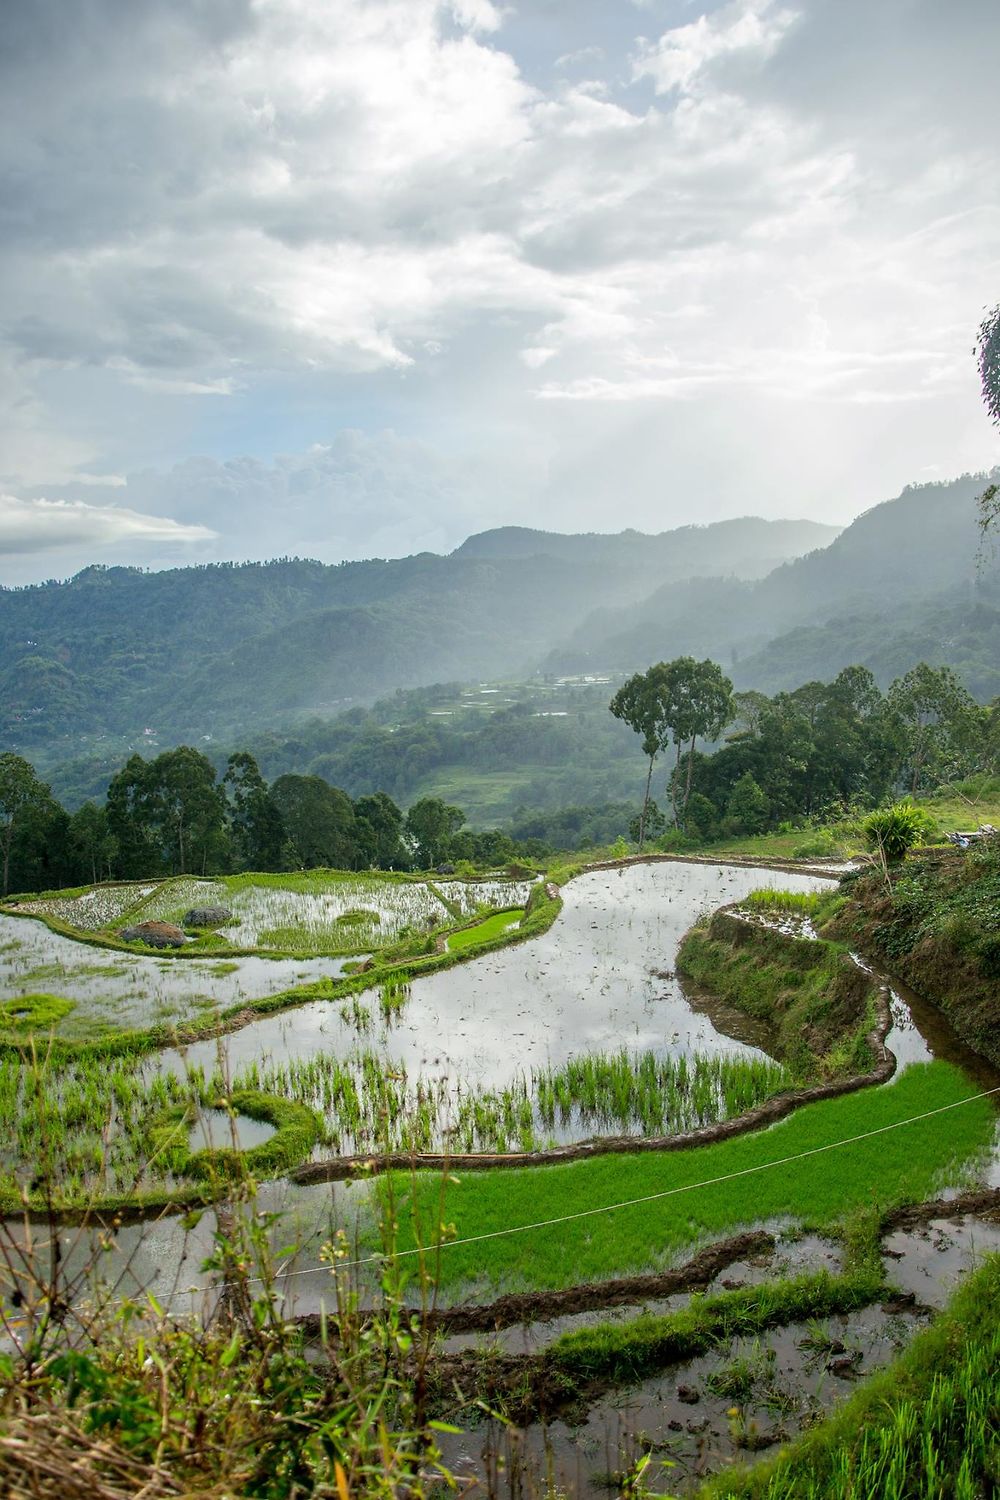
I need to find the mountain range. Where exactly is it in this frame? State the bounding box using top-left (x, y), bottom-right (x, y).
top-left (2, 473), bottom-right (998, 796)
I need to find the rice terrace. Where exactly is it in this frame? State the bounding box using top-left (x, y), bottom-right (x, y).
top-left (2, 828), bottom-right (1000, 1497)
top-left (4, 4), bottom-right (1000, 1493)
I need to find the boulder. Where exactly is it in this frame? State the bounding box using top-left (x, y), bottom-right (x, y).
top-left (435, 863), bottom-right (456, 875)
top-left (120, 920), bottom-right (187, 949)
top-left (183, 905), bottom-right (233, 927)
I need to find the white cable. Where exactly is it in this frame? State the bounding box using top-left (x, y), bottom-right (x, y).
top-left (242, 1081), bottom-right (1000, 1288)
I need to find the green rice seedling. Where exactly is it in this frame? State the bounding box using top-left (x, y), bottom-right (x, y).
top-left (391, 1062), bottom-right (993, 1295)
top-left (741, 890), bottom-right (825, 917)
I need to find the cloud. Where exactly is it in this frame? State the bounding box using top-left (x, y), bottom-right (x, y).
top-left (633, 0), bottom-right (799, 95)
top-left (0, 495), bottom-right (217, 555)
top-left (0, 0), bottom-right (997, 550)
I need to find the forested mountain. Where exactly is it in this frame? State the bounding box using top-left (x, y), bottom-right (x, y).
top-left (453, 517), bottom-right (835, 574)
top-left (3, 475), bottom-right (998, 803)
top-left (550, 473), bottom-right (1000, 686)
top-left (0, 516), bottom-right (834, 760)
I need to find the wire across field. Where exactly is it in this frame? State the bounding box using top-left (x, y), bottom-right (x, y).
top-left (391, 1062), bottom-right (996, 1296)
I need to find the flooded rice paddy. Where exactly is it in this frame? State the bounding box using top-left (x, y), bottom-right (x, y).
top-left (0, 913), bottom-right (354, 1034)
top-left (155, 863), bottom-right (834, 1089)
top-left (4, 855), bottom-right (1000, 1492)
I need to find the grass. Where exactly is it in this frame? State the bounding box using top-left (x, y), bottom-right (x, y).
top-left (549, 1268), bottom-right (884, 1384)
top-left (445, 908), bottom-right (523, 951)
top-left (837, 840), bottom-right (1000, 1067)
top-left (0, 992), bottom-right (76, 1034)
top-left (391, 1062), bottom-right (994, 1296)
top-left (697, 1251), bottom-right (1000, 1499)
top-left (150, 1090), bottom-right (323, 1182)
top-left (238, 1047), bottom-right (795, 1156)
top-left (677, 913), bottom-right (876, 1078)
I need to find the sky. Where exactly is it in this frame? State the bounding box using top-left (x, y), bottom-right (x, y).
top-left (2, 0), bottom-right (999, 584)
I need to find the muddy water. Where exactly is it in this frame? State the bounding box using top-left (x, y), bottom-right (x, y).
top-left (0, 911), bottom-right (356, 1033)
top-left (153, 863), bottom-right (834, 1090)
top-left (441, 1304), bottom-right (924, 1497)
top-left (435, 1209), bottom-right (1000, 1497)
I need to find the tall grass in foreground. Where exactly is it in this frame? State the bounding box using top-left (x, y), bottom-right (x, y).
top-left (0, 1169), bottom-right (452, 1498)
top-left (698, 1251), bottom-right (1000, 1500)
top-left (391, 1061), bottom-right (995, 1295)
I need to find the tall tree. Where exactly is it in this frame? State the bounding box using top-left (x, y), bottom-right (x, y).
top-left (270, 775), bottom-right (359, 868)
top-left (0, 753), bottom-right (51, 897)
top-left (106, 748), bottom-right (227, 875)
top-left (661, 657), bottom-right (734, 826)
top-left (976, 304), bottom-right (1000, 531)
top-left (609, 663), bottom-right (671, 849)
top-left (887, 664), bottom-right (981, 793)
top-left (405, 797), bottom-right (465, 867)
top-left (68, 802), bottom-right (117, 885)
top-left (223, 752), bottom-right (285, 871)
top-left (354, 791), bottom-right (407, 869)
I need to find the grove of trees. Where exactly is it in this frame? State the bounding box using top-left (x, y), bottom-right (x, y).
top-left (611, 658), bottom-right (995, 840)
top-left (0, 747), bottom-right (530, 897)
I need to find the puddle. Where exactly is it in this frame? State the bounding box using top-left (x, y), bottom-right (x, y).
top-left (882, 1213), bottom-right (1000, 1308)
top-left (186, 1107), bottom-right (276, 1154)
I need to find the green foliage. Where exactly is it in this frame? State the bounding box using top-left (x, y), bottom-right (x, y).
top-left (676, 916), bottom-right (874, 1079)
top-left (551, 1270), bottom-right (883, 1384)
top-left (0, 992), bottom-right (75, 1033)
top-left (404, 796), bottom-right (466, 867)
top-left (862, 800), bottom-right (925, 861)
top-left (393, 1062), bottom-right (991, 1294)
top-left (839, 842), bottom-right (1000, 1065)
top-left (445, 908), bottom-right (523, 951)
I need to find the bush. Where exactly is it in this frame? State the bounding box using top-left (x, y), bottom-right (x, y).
top-left (791, 829), bottom-right (839, 859)
top-left (862, 801), bottom-right (925, 862)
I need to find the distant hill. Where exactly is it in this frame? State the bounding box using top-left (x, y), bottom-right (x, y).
top-left (548, 473), bottom-right (1000, 685)
top-left (453, 517), bottom-right (838, 576)
top-left (0, 515), bottom-right (839, 762)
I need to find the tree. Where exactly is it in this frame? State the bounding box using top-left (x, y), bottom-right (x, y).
top-left (106, 755), bottom-right (162, 877)
top-left (609, 664), bottom-right (672, 848)
top-left (723, 772), bottom-right (770, 835)
top-left (661, 657), bottom-right (734, 827)
top-left (405, 797), bottom-right (465, 867)
top-left (354, 792), bottom-right (407, 869)
top-left (68, 802), bottom-right (117, 885)
top-left (0, 753), bottom-right (52, 896)
top-left (223, 752), bottom-right (285, 871)
top-left (106, 748), bottom-right (228, 875)
top-left (976, 304), bottom-right (1000, 531)
top-left (270, 775), bottom-right (359, 869)
top-left (887, 664), bottom-right (981, 794)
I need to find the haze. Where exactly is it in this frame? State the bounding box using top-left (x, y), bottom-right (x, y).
top-left (2, 0), bottom-right (999, 585)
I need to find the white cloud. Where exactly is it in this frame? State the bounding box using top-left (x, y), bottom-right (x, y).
top-left (0, 494), bottom-right (217, 554)
top-left (633, 0), bottom-right (799, 95)
top-left (0, 0), bottom-right (998, 547)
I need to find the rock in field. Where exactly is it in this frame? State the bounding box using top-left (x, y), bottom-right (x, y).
top-left (183, 906), bottom-right (233, 927)
top-left (120, 920), bottom-right (188, 949)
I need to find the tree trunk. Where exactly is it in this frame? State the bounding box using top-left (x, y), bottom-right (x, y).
top-left (670, 741), bottom-right (682, 825)
top-left (683, 735), bottom-right (697, 817)
top-left (639, 754), bottom-right (655, 849)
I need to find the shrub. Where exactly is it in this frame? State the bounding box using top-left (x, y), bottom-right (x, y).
top-left (792, 829), bottom-right (839, 859)
top-left (862, 801), bottom-right (925, 862)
